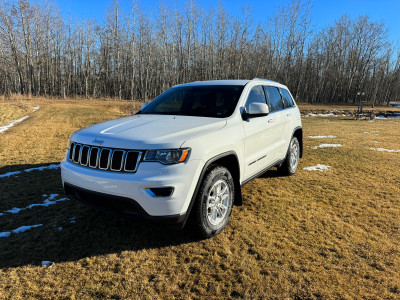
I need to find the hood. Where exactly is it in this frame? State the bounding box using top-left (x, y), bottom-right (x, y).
top-left (71, 114), bottom-right (227, 149)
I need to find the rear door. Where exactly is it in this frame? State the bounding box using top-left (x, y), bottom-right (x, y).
top-left (263, 85), bottom-right (292, 160)
top-left (278, 88), bottom-right (297, 158)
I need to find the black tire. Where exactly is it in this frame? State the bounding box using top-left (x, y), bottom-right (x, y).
top-left (192, 165), bottom-right (235, 238)
top-left (278, 136), bottom-right (300, 176)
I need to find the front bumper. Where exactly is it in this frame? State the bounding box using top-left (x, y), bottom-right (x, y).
top-left (64, 182), bottom-right (186, 225)
top-left (61, 156), bottom-right (203, 220)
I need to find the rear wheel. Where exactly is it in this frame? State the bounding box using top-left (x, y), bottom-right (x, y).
top-left (192, 165), bottom-right (234, 238)
top-left (278, 136), bottom-right (300, 176)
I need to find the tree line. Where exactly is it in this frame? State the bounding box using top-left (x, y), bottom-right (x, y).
top-left (0, 0), bottom-right (399, 105)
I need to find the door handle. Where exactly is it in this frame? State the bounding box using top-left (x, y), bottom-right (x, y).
top-left (287, 113), bottom-right (292, 116)
top-left (268, 119), bottom-right (274, 123)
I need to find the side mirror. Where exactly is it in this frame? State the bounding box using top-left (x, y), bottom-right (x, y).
top-left (242, 103), bottom-right (269, 120)
top-left (141, 102), bottom-right (149, 110)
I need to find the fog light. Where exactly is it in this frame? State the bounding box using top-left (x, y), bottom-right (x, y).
top-left (146, 187), bottom-right (174, 197)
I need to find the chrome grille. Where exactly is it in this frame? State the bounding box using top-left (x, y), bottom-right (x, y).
top-left (69, 142), bottom-right (142, 173)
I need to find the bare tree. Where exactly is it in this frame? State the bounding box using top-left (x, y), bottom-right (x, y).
top-left (0, 0), bottom-right (398, 105)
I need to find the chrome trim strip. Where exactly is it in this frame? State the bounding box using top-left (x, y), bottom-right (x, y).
top-left (78, 145), bottom-right (83, 164)
top-left (136, 152), bottom-right (142, 172)
top-left (70, 143), bottom-right (76, 161)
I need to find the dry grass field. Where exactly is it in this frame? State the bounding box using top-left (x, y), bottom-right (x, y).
top-left (0, 97), bottom-right (399, 299)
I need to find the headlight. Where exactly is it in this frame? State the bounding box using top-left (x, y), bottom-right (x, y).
top-left (143, 148), bottom-right (190, 164)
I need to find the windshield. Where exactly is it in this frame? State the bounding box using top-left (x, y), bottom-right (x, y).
top-left (140, 85), bottom-right (244, 118)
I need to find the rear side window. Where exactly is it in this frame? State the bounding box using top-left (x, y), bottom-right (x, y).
top-left (280, 88), bottom-right (295, 108)
top-left (245, 86), bottom-right (266, 112)
top-left (263, 86), bottom-right (284, 112)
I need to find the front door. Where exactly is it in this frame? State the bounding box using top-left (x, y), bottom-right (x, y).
top-left (242, 85), bottom-right (282, 180)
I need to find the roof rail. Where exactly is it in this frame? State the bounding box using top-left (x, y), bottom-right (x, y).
top-left (252, 78), bottom-right (278, 83)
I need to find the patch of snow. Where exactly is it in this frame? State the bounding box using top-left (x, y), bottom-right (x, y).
top-left (57, 227), bottom-right (63, 231)
top-left (6, 207), bottom-right (22, 214)
top-left (376, 116), bottom-right (400, 119)
top-left (0, 231), bottom-right (11, 238)
top-left (313, 144), bottom-right (342, 149)
top-left (0, 171), bottom-right (22, 179)
top-left (308, 135), bottom-right (336, 139)
top-left (1, 194), bottom-right (69, 216)
top-left (0, 224), bottom-right (42, 237)
top-left (26, 194), bottom-right (59, 209)
top-left (0, 164), bottom-right (60, 179)
top-left (24, 164), bottom-right (60, 172)
top-left (0, 116), bottom-right (29, 133)
top-left (303, 164), bottom-right (331, 171)
top-left (370, 148), bottom-right (400, 153)
top-left (306, 112), bottom-right (336, 117)
top-left (12, 224), bottom-right (42, 233)
top-left (70, 217), bottom-right (76, 224)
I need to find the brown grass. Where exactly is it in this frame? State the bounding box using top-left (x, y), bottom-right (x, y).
top-left (0, 102), bottom-right (36, 127)
top-left (0, 98), bottom-right (399, 299)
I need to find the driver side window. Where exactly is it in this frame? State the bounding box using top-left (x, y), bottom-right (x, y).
top-left (245, 86), bottom-right (266, 112)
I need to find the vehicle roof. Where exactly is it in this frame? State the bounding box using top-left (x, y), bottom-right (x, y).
top-left (174, 78), bottom-right (281, 87)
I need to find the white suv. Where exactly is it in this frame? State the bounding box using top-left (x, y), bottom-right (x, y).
top-left (61, 78), bottom-right (302, 237)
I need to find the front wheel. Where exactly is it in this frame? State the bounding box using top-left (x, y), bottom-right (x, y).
top-left (192, 165), bottom-right (235, 238)
top-left (278, 136), bottom-right (300, 176)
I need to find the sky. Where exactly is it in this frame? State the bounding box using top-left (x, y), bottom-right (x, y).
top-left (55, 0), bottom-right (400, 44)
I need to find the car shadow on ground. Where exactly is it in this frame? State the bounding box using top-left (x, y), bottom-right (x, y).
top-left (258, 168), bottom-right (287, 179)
top-left (0, 163), bottom-right (202, 269)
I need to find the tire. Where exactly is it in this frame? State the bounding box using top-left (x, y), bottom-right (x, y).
top-left (278, 136), bottom-right (300, 176)
top-left (192, 165), bottom-right (235, 238)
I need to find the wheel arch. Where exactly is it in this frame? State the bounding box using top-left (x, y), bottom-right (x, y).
top-left (181, 151), bottom-right (243, 228)
top-left (293, 126), bottom-right (303, 158)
